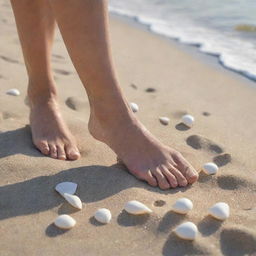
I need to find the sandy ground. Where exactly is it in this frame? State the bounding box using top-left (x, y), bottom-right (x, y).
top-left (0, 1), bottom-right (256, 255)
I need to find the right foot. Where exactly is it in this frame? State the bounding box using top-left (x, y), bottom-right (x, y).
top-left (28, 82), bottom-right (80, 160)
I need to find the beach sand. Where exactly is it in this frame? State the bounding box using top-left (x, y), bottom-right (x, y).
top-left (0, 1), bottom-right (256, 255)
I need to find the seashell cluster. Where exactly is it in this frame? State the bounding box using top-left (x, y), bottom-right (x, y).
top-left (202, 162), bottom-right (218, 175)
top-left (172, 198), bottom-right (193, 214)
top-left (54, 214), bottom-right (76, 229)
top-left (129, 102), bottom-right (139, 113)
top-left (181, 114), bottom-right (194, 128)
top-left (124, 200), bottom-right (152, 215)
top-left (94, 208), bottom-right (112, 224)
top-left (174, 222), bottom-right (198, 240)
top-left (159, 117), bottom-right (170, 125)
top-left (209, 202), bottom-right (230, 220)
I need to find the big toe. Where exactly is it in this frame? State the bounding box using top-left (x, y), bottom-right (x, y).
top-left (34, 140), bottom-right (50, 155)
top-left (66, 145), bottom-right (80, 160)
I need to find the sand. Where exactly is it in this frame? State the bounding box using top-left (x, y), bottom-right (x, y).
top-left (0, 1), bottom-right (256, 255)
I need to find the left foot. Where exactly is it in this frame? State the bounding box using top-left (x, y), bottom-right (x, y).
top-left (88, 97), bottom-right (198, 190)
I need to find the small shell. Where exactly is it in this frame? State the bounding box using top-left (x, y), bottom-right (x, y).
top-left (174, 222), bottom-right (198, 240)
top-left (181, 114), bottom-right (194, 127)
top-left (94, 208), bottom-right (112, 224)
top-left (172, 198), bottom-right (193, 214)
top-left (159, 117), bottom-right (170, 125)
top-left (63, 193), bottom-right (82, 210)
top-left (202, 162), bottom-right (218, 175)
top-left (54, 214), bottom-right (76, 229)
top-left (55, 182), bottom-right (77, 196)
top-left (6, 89), bottom-right (20, 96)
top-left (130, 102), bottom-right (139, 113)
top-left (124, 200), bottom-right (152, 215)
top-left (209, 202), bottom-right (230, 220)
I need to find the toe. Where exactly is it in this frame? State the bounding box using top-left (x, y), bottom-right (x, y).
top-left (65, 144), bottom-right (80, 160)
top-left (166, 163), bottom-right (188, 187)
top-left (145, 170), bottom-right (158, 187)
top-left (57, 144), bottom-right (66, 160)
top-left (34, 140), bottom-right (49, 155)
top-left (152, 167), bottom-right (170, 190)
top-left (49, 144), bottom-right (58, 159)
top-left (160, 165), bottom-right (178, 188)
top-left (174, 152), bottom-right (199, 184)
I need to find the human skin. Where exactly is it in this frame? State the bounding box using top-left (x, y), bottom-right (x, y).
top-left (10, 0), bottom-right (198, 189)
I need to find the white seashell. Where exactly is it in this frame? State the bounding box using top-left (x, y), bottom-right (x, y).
top-left (54, 214), bottom-right (76, 229)
top-left (159, 117), bottom-right (170, 125)
top-left (202, 162), bottom-right (218, 175)
top-left (55, 182), bottom-right (77, 197)
top-left (130, 102), bottom-right (139, 113)
top-left (174, 222), bottom-right (198, 240)
top-left (124, 200), bottom-right (152, 215)
top-left (172, 198), bottom-right (193, 214)
top-left (209, 202), bottom-right (230, 220)
top-left (6, 88), bottom-right (20, 96)
top-left (63, 193), bottom-right (82, 210)
top-left (181, 114), bottom-right (194, 127)
top-left (94, 208), bottom-right (112, 224)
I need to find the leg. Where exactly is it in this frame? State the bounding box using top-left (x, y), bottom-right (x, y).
top-left (10, 0), bottom-right (80, 160)
top-left (49, 0), bottom-right (198, 189)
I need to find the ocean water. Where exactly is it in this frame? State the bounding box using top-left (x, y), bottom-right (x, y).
top-left (109, 0), bottom-right (256, 81)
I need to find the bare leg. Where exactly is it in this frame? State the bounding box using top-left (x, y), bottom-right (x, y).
top-left (49, 0), bottom-right (198, 189)
top-left (10, 0), bottom-right (80, 160)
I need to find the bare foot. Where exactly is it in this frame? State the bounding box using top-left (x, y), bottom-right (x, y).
top-left (88, 101), bottom-right (198, 190)
top-left (28, 84), bottom-right (80, 160)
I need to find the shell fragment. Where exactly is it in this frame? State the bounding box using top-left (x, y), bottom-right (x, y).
top-left (130, 102), bottom-right (139, 113)
top-left (55, 182), bottom-right (77, 197)
top-left (172, 198), bottom-right (193, 214)
top-left (54, 214), bottom-right (76, 229)
top-left (6, 89), bottom-right (20, 96)
top-left (209, 202), bottom-right (230, 220)
top-left (124, 200), bottom-right (152, 215)
top-left (63, 193), bottom-right (82, 210)
top-left (202, 162), bottom-right (218, 175)
top-left (159, 117), bottom-right (170, 125)
top-left (94, 208), bottom-right (112, 224)
top-left (174, 222), bottom-right (198, 240)
top-left (181, 114), bottom-right (194, 128)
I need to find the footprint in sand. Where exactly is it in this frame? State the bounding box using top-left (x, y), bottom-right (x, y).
top-left (2, 111), bottom-right (19, 120)
top-left (217, 175), bottom-right (247, 190)
top-left (52, 54), bottom-right (64, 60)
top-left (213, 153), bottom-right (231, 167)
top-left (186, 135), bottom-right (224, 154)
top-left (53, 68), bottom-right (72, 76)
top-left (154, 200), bottom-right (166, 207)
top-left (0, 55), bottom-right (19, 64)
top-left (220, 226), bottom-right (256, 256)
top-left (65, 96), bottom-right (88, 111)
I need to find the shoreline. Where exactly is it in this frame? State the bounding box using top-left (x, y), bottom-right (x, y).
top-left (110, 13), bottom-right (256, 88)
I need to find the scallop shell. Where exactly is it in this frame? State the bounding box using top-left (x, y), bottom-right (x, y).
top-left (209, 202), bottom-right (230, 220)
top-left (54, 214), bottom-right (76, 229)
top-left (130, 102), bottom-right (139, 113)
top-left (172, 198), bottom-right (193, 214)
top-left (94, 208), bottom-right (112, 224)
top-left (6, 89), bottom-right (20, 96)
top-left (55, 182), bottom-right (77, 197)
top-left (124, 200), bottom-right (152, 215)
top-left (202, 162), bottom-right (218, 175)
top-left (181, 114), bottom-right (194, 127)
top-left (174, 222), bottom-right (198, 240)
top-left (159, 117), bottom-right (170, 125)
top-left (63, 193), bottom-right (82, 210)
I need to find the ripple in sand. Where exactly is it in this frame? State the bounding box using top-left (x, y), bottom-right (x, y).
top-left (65, 96), bottom-right (87, 111)
top-left (53, 68), bottom-right (72, 75)
top-left (202, 111), bottom-right (211, 116)
top-left (145, 87), bottom-right (156, 92)
top-left (220, 226), bottom-right (256, 256)
top-left (213, 153), bottom-right (231, 167)
top-left (0, 55), bottom-right (19, 64)
top-left (186, 134), bottom-right (224, 154)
